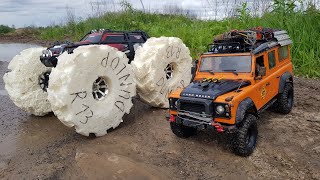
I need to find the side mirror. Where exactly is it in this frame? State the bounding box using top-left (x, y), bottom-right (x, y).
top-left (191, 60), bottom-right (199, 82)
top-left (256, 66), bottom-right (266, 77)
top-left (191, 60), bottom-right (199, 75)
top-left (191, 66), bottom-right (196, 75)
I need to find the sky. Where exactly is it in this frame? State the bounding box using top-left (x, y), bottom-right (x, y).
top-left (0, 0), bottom-right (206, 27)
top-left (0, 0), bottom-right (268, 28)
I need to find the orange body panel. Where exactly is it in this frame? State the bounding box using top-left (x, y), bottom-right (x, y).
top-left (169, 45), bottom-right (293, 125)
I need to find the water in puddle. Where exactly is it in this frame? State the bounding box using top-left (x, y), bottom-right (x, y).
top-left (0, 90), bottom-right (8, 96)
top-left (0, 43), bottom-right (41, 62)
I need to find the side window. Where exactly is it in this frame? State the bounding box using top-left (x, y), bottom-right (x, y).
top-left (129, 34), bottom-right (145, 43)
top-left (278, 46), bottom-right (289, 62)
top-left (102, 35), bottom-right (125, 43)
top-left (268, 51), bottom-right (276, 70)
top-left (255, 55), bottom-right (264, 76)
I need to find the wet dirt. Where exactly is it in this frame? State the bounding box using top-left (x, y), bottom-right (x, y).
top-left (1, 60), bottom-right (320, 179)
top-left (0, 33), bottom-right (52, 47)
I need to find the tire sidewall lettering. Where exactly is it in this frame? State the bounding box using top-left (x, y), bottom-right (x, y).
top-left (156, 45), bottom-right (187, 97)
top-left (70, 53), bottom-right (134, 124)
top-left (166, 46), bottom-right (182, 59)
top-left (100, 55), bottom-right (134, 113)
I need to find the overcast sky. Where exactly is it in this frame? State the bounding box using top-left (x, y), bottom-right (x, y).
top-left (0, 0), bottom-right (204, 27)
top-left (0, 0), bottom-right (268, 28)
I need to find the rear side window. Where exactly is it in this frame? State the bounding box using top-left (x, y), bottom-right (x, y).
top-left (278, 46), bottom-right (289, 62)
top-left (129, 34), bottom-right (145, 43)
top-left (255, 55), bottom-right (265, 76)
top-left (102, 35), bottom-right (125, 43)
top-left (268, 51), bottom-right (276, 69)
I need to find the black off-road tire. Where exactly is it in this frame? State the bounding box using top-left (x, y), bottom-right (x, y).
top-left (233, 114), bottom-right (258, 157)
top-left (276, 83), bottom-right (294, 114)
top-left (170, 122), bottom-right (196, 138)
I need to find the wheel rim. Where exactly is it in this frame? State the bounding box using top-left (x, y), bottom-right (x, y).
top-left (164, 64), bottom-right (174, 80)
top-left (39, 71), bottom-right (51, 92)
top-left (246, 124), bottom-right (257, 148)
top-left (92, 77), bottom-right (109, 101)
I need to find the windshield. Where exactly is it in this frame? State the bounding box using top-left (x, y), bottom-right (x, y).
top-left (81, 33), bottom-right (102, 43)
top-left (199, 56), bottom-right (252, 73)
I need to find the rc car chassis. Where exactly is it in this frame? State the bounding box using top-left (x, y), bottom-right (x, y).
top-left (40, 29), bottom-right (149, 67)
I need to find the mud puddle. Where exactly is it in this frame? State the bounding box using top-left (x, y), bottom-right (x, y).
top-left (0, 43), bottom-right (41, 62)
top-left (0, 89), bottom-right (8, 96)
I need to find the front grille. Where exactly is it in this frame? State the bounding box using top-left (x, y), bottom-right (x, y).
top-left (179, 102), bottom-right (206, 114)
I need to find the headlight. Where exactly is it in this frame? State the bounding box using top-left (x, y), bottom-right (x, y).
top-left (214, 103), bottom-right (231, 118)
top-left (169, 98), bottom-right (178, 110)
top-left (42, 49), bottom-right (52, 58)
top-left (216, 105), bottom-right (225, 115)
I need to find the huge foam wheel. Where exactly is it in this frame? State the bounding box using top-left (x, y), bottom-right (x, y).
top-left (3, 48), bottom-right (52, 116)
top-left (132, 37), bottom-right (192, 108)
top-left (47, 45), bottom-right (136, 136)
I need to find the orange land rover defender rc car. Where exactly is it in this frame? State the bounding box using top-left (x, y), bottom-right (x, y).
top-left (168, 27), bottom-right (294, 156)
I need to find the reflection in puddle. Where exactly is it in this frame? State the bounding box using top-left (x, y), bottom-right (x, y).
top-left (16, 114), bottom-right (72, 146)
top-left (0, 112), bottom-right (71, 159)
top-left (0, 43), bottom-right (41, 62)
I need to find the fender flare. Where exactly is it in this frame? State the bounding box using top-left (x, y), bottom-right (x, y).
top-left (278, 72), bottom-right (293, 94)
top-left (236, 98), bottom-right (257, 124)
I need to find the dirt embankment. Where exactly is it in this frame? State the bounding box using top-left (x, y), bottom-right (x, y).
top-left (0, 29), bottom-right (52, 47)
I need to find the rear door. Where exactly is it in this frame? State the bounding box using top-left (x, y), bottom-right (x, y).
top-left (253, 54), bottom-right (273, 108)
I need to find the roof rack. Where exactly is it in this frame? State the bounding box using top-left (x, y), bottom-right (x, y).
top-left (208, 27), bottom-right (292, 54)
top-left (208, 42), bottom-right (248, 53)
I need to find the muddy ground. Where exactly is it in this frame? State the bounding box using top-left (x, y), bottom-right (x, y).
top-left (0, 31), bottom-right (52, 47)
top-left (0, 43), bottom-right (320, 179)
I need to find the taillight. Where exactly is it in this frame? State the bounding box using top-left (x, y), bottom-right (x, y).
top-left (169, 115), bottom-right (176, 122)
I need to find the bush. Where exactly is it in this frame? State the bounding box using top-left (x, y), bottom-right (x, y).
top-left (0, 25), bottom-right (14, 34)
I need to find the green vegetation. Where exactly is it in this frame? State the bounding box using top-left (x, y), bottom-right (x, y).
top-left (39, 1), bottom-right (320, 78)
top-left (0, 25), bottom-right (15, 34)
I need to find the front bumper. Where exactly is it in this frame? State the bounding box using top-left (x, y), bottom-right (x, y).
top-left (168, 113), bottom-right (236, 133)
top-left (40, 56), bottom-right (58, 67)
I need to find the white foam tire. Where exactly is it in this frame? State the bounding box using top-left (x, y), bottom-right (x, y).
top-left (47, 45), bottom-right (136, 136)
top-left (132, 37), bottom-right (192, 108)
top-left (3, 48), bottom-right (52, 116)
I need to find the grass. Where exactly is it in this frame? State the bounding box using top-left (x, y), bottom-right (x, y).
top-left (38, 7), bottom-right (320, 78)
top-left (0, 25), bottom-right (14, 34)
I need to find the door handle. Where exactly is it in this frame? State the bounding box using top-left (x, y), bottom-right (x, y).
top-left (266, 82), bottom-right (271, 86)
top-left (276, 76), bottom-right (280, 78)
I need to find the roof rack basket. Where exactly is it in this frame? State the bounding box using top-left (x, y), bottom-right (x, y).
top-left (209, 27), bottom-right (292, 54)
